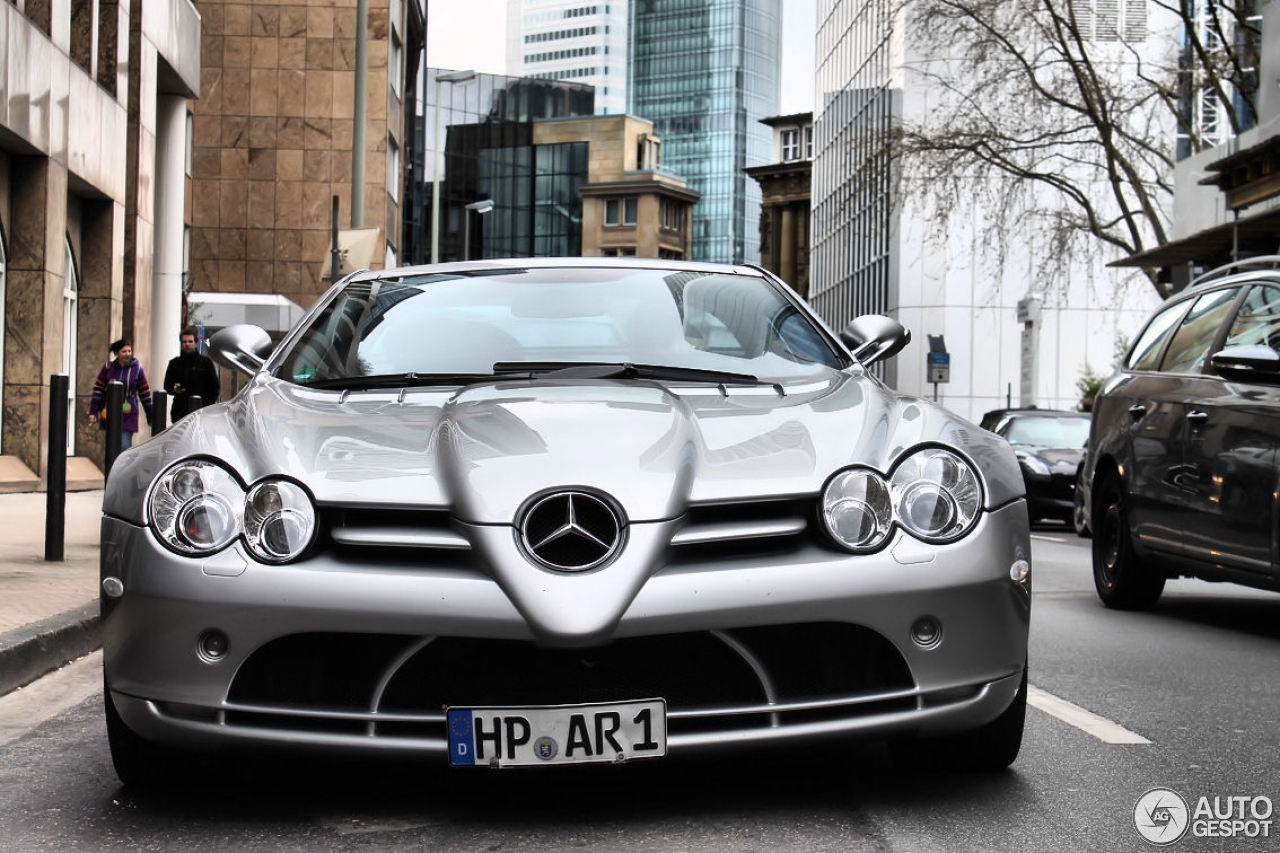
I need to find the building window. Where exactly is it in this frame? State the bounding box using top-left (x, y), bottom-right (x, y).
top-left (659, 198), bottom-right (683, 231)
top-left (387, 137), bottom-right (400, 202)
top-left (659, 249), bottom-right (683, 260)
top-left (391, 30), bottom-right (402, 97)
top-left (804, 125), bottom-right (813, 160)
top-left (602, 246), bottom-right (636, 256)
top-left (605, 197), bottom-right (637, 226)
top-left (781, 129), bottom-right (800, 162)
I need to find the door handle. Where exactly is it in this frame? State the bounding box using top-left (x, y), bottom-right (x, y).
top-left (1127, 404), bottom-right (1147, 420)
top-left (1186, 410), bottom-right (1209, 424)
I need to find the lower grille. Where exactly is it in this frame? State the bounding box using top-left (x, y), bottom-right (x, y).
top-left (218, 624), bottom-right (916, 740)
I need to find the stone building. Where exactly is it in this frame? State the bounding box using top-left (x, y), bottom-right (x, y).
top-left (0, 0), bottom-right (200, 484)
top-left (746, 112), bottom-right (813, 298)
top-left (188, 0), bottom-right (424, 316)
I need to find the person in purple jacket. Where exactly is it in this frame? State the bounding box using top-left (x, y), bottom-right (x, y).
top-left (88, 338), bottom-right (154, 451)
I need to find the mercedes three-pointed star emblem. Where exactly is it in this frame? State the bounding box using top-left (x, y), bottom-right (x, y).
top-left (518, 490), bottom-right (625, 572)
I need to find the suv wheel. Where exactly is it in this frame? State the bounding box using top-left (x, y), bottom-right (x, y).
top-left (1091, 474), bottom-right (1165, 609)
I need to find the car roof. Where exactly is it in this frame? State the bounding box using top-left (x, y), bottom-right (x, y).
top-left (352, 257), bottom-right (769, 283)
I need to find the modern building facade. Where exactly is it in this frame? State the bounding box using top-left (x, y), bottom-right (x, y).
top-left (189, 0), bottom-right (423, 323)
top-left (746, 112), bottom-right (813, 298)
top-left (0, 0), bottom-right (200, 483)
top-left (1119, 0), bottom-right (1278, 280)
top-left (419, 71), bottom-right (697, 262)
top-left (417, 70), bottom-right (596, 264)
top-left (811, 0), bottom-right (1165, 417)
top-left (506, 0), bottom-right (630, 115)
top-left (629, 0), bottom-right (781, 265)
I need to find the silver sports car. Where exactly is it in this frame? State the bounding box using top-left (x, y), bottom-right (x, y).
top-left (101, 258), bottom-right (1031, 784)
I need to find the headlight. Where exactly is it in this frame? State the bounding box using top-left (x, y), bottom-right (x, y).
top-left (890, 447), bottom-right (982, 543)
top-left (821, 468), bottom-right (894, 551)
top-left (244, 480), bottom-right (316, 562)
top-left (1016, 452), bottom-right (1051, 476)
top-left (148, 460), bottom-right (244, 555)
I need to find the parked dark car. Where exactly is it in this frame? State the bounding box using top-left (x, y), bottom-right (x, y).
top-left (1083, 257), bottom-right (1280, 609)
top-left (982, 409), bottom-right (1090, 524)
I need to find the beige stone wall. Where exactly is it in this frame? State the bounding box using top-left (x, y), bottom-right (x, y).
top-left (191, 0), bottom-right (404, 312)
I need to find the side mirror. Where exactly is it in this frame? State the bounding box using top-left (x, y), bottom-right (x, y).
top-left (209, 324), bottom-right (274, 377)
top-left (1210, 344), bottom-right (1280, 381)
top-left (840, 314), bottom-right (911, 366)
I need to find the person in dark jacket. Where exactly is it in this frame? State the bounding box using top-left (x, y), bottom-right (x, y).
top-left (163, 327), bottom-right (221, 422)
top-left (88, 339), bottom-right (154, 450)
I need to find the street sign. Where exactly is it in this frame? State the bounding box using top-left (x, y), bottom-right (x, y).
top-left (927, 351), bottom-right (950, 384)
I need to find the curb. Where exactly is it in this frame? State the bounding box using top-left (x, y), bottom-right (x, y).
top-left (0, 602), bottom-right (100, 696)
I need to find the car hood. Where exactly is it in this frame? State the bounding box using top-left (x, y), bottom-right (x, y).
top-left (106, 370), bottom-right (1025, 524)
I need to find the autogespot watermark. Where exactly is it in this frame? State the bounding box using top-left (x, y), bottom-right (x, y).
top-left (1134, 788), bottom-right (1273, 846)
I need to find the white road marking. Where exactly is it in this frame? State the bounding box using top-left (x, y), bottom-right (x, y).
top-left (1030, 534), bottom-right (1067, 543)
top-left (1028, 685), bottom-right (1151, 744)
top-left (0, 651), bottom-right (102, 748)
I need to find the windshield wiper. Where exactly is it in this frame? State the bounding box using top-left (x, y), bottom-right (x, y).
top-left (492, 361), bottom-right (760, 384)
top-left (302, 372), bottom-right (504, 390)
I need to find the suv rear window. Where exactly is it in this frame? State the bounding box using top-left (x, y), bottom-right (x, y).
top-left (1159, 287), bottom-right (1240, 374)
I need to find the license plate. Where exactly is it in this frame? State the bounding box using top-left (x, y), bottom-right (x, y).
top-left (447, 699), bottom-right (666, 767)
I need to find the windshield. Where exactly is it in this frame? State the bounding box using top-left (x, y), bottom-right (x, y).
top-left (276, 267), bottom-right (845, 386)
top-left (1004, 415), bottom-right (1090, 449)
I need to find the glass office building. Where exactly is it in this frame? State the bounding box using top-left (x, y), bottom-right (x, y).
top-left (507, 0), bottom-right (632, 115)
top-left (629, 0), bottom-right (781, 264)
top-left (411, 71), bottom-right (595, 264)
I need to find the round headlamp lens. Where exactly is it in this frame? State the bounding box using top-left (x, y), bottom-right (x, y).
top-left (890, 448), bottom-right (981, 542)
top-left (822, 469), bottom-right (893, 551)
top-left (244, 481), bottom-right (315, 562)
top-left (176, 496), bottom-right (236, 549)
top-left (147, 460), bottom-right (245, 555)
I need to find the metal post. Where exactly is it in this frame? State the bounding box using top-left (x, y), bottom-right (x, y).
top-left (431, 74), bottom-right (444, 263)
top-left (152, 390), bottom-right (168, 433)
top-left (45, 374), bottom-right (69, 562)
top-left (104, 381), bottom-right (124, 478)
top-left (331, 195), bottom-right (342, 283)
top-left (352, 0), bottom-right (368, 228)
top-left (463, 208), bottom-right (471, 262)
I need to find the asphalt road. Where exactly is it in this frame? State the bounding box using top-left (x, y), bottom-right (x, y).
top-left (2, 527), bottom-right (1277, 851)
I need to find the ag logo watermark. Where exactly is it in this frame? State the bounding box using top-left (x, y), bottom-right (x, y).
top-left (1134, 788), bottom-right (1273, 845)
top-left (1135, 789), bottom-right (1189, 845)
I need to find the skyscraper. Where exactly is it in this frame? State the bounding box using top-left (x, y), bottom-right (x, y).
top-left (629, 0), bottom-right (781, 264)
top-left (506, 0), bottom-right (632, 115)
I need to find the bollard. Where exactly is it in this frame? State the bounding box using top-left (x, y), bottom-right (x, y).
top-left (104, 381), bottom-right (124, 478)
top-left (153, 390), bottom-right (168, 433)
top-left (45, 374), bottom-right (69, 561)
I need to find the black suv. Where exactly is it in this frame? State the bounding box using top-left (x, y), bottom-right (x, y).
top-left (1084, 258), bottom-right (1280, 608)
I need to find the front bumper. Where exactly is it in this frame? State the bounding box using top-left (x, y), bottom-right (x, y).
top-left (102, 501), bottom-right (1032, 756)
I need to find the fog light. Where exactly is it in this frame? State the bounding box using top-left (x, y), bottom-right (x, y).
top-left (1010, 559), bottom-right (1031, 584)
top-left (101, 577), bottom-right (124, 598)
top-left (910, 616), bottom-right (942, 649)
top-left (198, 630), bottom-right (229, 662)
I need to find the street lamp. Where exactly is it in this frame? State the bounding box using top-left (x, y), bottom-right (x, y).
top-left (463, 199), bottom-right (495, 261)
top-left (431, 69), bottom-right (477, 264)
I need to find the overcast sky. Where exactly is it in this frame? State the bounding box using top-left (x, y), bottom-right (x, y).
top-left (426, 0), bottom-right (817, 114)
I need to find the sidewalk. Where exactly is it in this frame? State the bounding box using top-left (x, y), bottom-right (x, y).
top-left (0, 490), bottom-right (103, 696)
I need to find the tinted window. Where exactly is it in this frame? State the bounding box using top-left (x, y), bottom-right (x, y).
top-left (1224, 285), bottom-right (1280, 352)
top-left (1127, 301), bottom-right (1189, 370)
top-left (1004, 415), bottom-right (1091, 449)
top-left (1159, 288), bottom-right (1240, 374)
